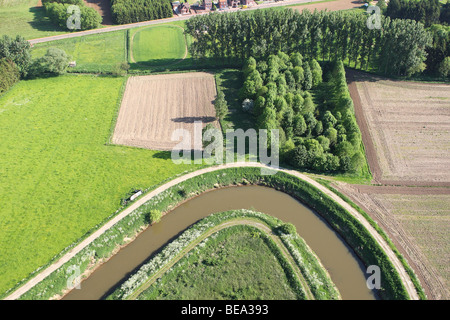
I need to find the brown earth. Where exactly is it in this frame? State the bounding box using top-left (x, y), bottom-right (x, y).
top-left (347, 70), bottom-right (450, 186)
top-left (83, 0), bottom-right (113, 25)
top-left (112, 72), bottom-right (220, 151)
top-left (292, 0), bottom-right (364, 12)
top-left (334, 182), bottom-right (450, 300)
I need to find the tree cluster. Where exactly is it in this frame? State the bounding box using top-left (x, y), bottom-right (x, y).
top-left (43, 0), bottom-right (102, 31)
top-left (241, 53), bottom-right (365, 173)
top-left (110, 0), bottom-right (173, 25)
top-left (185, 9), bottom-right (431, 76)
top-left (0, 35), bottom-right (32, 78)
top-left (385, 0), bottom-right (444, 27)
top-left (425, 24), bottom-right (450, 77)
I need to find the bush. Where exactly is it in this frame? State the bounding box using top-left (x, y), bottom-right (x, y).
top-left (0, 59), bottom-right (20, 94)
top-left (277, 223), bottom-right (297, 235)
top-left (29, 48), bottom-right (71, 77)
top-left (148, 209), bottom-right (162, 224)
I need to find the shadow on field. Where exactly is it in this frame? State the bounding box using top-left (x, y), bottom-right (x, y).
top-left (129, 57), bottom-right (242, 73)
top-left (172, 116), bottom-right (217, 124)
top-left (28, 6), bottom-right (64, 33)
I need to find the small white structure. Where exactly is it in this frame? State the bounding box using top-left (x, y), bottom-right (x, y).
top-left (69, 61), bottom-right (77, 68)
top-left (130, 190), bottom-right (143, 201)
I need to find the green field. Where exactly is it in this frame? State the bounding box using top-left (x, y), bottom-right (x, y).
top-left (138, 225), bottom-right (301, 300)
top-left (131, 25), bottom-right (187, 66)
top-left (0, 0), bottom-right (66, 40)
top-left (31, 31), bottom-right (127, 73)
top-left (0, 75), bottom-right (197, 296)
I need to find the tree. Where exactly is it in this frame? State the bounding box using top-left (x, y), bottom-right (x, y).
top-left (309, 59), bottom-right (322, 87)
top-left (30, 47), bottom-right (70, 76)
top-left (0, 35), bottom-right (32, 77)
top-left (303, 62), bottom-right (313, 90)
top-left (148, 209), bottom-right (162, 224)
top-left (0, 58), bottom-right (20, 94)
top-left (438, 57), bottom-right (450, 78)
top-left (215, 90), bottom-right (229, 120)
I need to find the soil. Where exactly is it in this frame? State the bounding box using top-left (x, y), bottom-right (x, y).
top-left (112, 72), bottom-right (220, 151)
top-left (83, 0), bottom-right (113, 25)
top-left (292, 0), bottom-right (364, 12)
top-left (334, 181), bottom-right (450, 300)
top-left (347, 69), bottom-right (450, 187)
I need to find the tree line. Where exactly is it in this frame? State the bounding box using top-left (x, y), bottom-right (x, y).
top-left (42, 0), bottom-right (102, 31)
top-left (110, 0), bottom-right (173, 25)
top-left (384, 0), bottom-right (449, 27)
top-left (185, 9), bottom-right (432, 76)
top-left (240, 52), bottom-right (365, 174)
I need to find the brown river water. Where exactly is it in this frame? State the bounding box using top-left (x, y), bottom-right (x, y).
top-left (64, 185), bottom-right (376, 300)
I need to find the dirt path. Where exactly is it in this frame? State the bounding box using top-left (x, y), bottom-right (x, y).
top-left (4, 162), bottom-right (419, 300)
top-left (127, 218), bottom-right (315, 300)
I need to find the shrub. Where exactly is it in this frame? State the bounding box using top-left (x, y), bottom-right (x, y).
top-left (0, 59), bottom-right (20, 94)
top-left (148, 209), bottom-right (162, 224)
top-left (277, 223), bottom-right (297, 235)
top-left (44, 0), bottom-right (101, 31)
top-left (29, 48), bottom-right (71, 77)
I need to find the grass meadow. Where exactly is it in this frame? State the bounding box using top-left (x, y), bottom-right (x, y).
top-left (31, 31), bottom-right (127, 73)
top-left (131, 25), bottom-right (187, 65)
top-left (0, 0), bottom-right (66, 40)
top-left (0, 74), bottom-right (197, 296)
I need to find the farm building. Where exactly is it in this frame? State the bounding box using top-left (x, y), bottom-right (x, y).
top-left (172, 1), bottom-right (191, 14)
top-left (203, 0), bottom-right (212, 9)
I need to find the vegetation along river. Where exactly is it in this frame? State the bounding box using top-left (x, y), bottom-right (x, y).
top-left (64, 185), bottom-right (376, 300)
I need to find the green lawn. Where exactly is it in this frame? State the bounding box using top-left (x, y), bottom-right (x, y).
top-left (0, 75), bottom-right (196, 296)
top-left (137, 226), bottom-right (300, 300)
top-left (131, 25), bottom-right (187, 66)
top-left (0, 0), bottom-right (66, 40)
top-left (31, 30), bottom-right (127, 73)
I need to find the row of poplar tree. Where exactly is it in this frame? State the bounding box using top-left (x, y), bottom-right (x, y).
top-left (185, 9), bottom-right (432, 76)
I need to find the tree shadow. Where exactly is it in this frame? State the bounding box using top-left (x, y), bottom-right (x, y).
top-left (129, 57), bottom-right (242, 73)
top-left (28, 6), bottom-right (64, 33)
top-left (171, 116), bottom-right (217, 123)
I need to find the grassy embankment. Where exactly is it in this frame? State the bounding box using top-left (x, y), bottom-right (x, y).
top-left (17, 167), bottom-right (414, 300)
top-left (107, 209), bottom-right (340, 300)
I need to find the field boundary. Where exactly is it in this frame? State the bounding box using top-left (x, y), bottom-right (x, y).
top-left (4, 163), bottom-right (419, 300)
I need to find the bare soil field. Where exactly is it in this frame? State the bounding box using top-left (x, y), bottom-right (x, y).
top-left (335, 182), bottom-right (450, 300)
top-left (292, 0), bottom-right (363, 12)
top-left (347, 70), bottom-right (450, 186)
top-left (83, 0), bottom-right (113, 25)
top-left (112, 72), bottom-right (220, 151)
